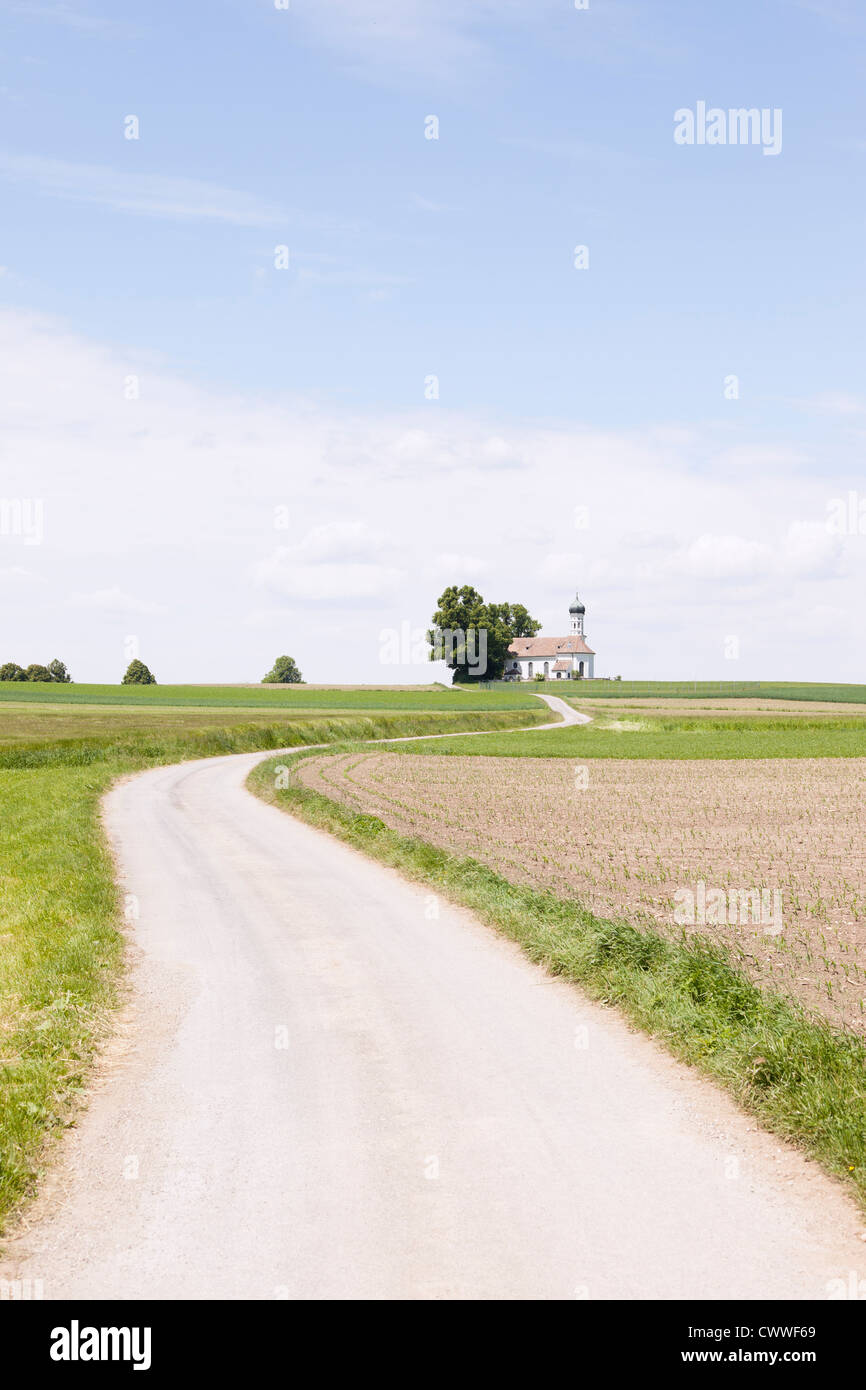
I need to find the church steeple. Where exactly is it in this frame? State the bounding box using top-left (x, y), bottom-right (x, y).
top-left (568, 591), bottom-right (585, 637)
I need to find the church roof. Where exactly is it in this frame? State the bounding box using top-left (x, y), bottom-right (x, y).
top-left (508, 636), bottom-right (595, 657)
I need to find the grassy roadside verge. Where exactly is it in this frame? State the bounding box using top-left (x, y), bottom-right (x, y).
top-left (0, 704), bottom-right (545, 1230)
top-left (0, 705), bottom-right (550, 770)
top-left (249, 751), bottom-right (866, 1210)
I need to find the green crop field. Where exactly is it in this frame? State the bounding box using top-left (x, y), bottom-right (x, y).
top-left (0, 682), bottom-right (538, 711)
top-left (0, 698), bottom-right (546, 770)
top-left (558, 680), bottom-right (866, 703)
top-left (386, 711), bottom-right (866, 760)
top-left (0, 684), bottom-right (545, 1228)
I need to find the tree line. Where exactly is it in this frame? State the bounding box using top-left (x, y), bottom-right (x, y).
top-left (0, 656), bottom-right (304, 685)
top-left (0, 659), bottom-right (160, 684)
top-left (0, 659), bottom-right (72, 683)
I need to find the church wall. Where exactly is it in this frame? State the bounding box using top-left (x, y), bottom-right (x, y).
top-left (506, 653), bottom-right (595, 681)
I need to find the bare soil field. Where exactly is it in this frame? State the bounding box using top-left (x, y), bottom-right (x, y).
top-left (572, 698), bottom-right (866, 718)
top-left (297, 751), bottom-right (866, 1034)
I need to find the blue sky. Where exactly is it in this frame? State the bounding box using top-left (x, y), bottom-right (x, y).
top-left (1, 0), bottom-right (864, 682)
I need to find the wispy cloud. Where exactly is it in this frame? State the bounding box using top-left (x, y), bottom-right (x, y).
top-left (503, 135), bottom-right (636, 168)
top-left (291, 0), bottom-right (557, 85)
top-left (67, 586), bottom-right (166, 615)
top-left (792, 0), bottom-right (866, 30)
top-left (253, 522), bottom-right (406, 607)
top-left (295, 265), bottom-right (413, 294)
top-left (786, 391), bottom-right (866, 417)
top-left (0, 152), bottom-right (285, 227)
top-left (2, 2), bottom-right (138, 37)
top-left (0, 565), bottom-right (46, 586)
top-left (292, 0), bottom-right (674, 85)
top-left (411, 193), bottom-right (460, 214)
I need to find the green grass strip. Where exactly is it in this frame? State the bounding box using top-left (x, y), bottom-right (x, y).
top-left (250, 751), bottom-right (866, 1210)
top-left (0, 706), bottom-right (548, 770)
top-left (384, 721), bottom-right (866, 759)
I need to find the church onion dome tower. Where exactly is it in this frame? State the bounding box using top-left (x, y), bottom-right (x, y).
top-left (569, 592), bottom-right (586, 635)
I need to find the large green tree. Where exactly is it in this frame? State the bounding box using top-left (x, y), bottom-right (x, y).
top-left (262, 654), bottom-right (303, 684)
top-left (122, 659), bottom-right (157, 685)
top-left (427, 586), bottom-right (541, 682)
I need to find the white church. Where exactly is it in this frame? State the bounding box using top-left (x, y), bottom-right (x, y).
top-left (504, 592), bottom-right (596, 681)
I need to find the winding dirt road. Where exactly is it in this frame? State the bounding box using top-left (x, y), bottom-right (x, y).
top-left (3, 693), bottom-right (865, 1299)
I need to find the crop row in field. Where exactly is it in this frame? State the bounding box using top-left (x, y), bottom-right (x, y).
top-left (385, 711), bottom-right (866, 760)
top-left (564, 681), bottom-right (866, 703)
top-left (295, 749), bottom-right (866, 1036)
top-left (574, 697), bottom-right (866, 719)
top-left (0, 683), bottom-right (538, 711)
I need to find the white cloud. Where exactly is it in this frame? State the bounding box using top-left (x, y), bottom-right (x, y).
top-left (0, 565), bottom-right (45, 585)
top-left (289, 0), bottom-right (576, 86)
top-left (66, 586), bottom-right (166, 615)
top-left (430, 553), bottom-right (488, 580)
top-left (538, 553), bottom-right (637, 592)
top-left (666, 524), bottom-right (842, 584)
top-left (782, 520), bottom-right (842, 578)
top-left (503, 135), bottom-right (635, 168)
top-left (254, 552), bottom-right (405, 605)
top-left (291, 0), bottom-right (669, 85)
top-left (709, 444), bottom-right (811, 475)
top-left (253, 522), bottom-right (404, 605)
top-left (293, 521), bottom-right (384, 564)
top-left (1, 307), bottom-right (862, 682)
top-left (296, 267), bottom-right (413, 291)
top-left (2, 3), bottom-right (139, 35)
top-left (790, 391), bottom-right (865, 417)
top-left (793, 0), bottom-right (866, 31)
top-left (293, 0), bottom-right (490, 79)
top-left (668, 534), bottom-right (773, 582)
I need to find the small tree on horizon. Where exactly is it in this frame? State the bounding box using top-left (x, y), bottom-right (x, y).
top-left (25, 663), bottom-right (53, 683)
top-left (122, 659), bottom-right (157, 685)
top-left (48, 658), bottom-right (72, 683)
top-left (262, 655), bottom-right (303, 684)
top-left (0, 662), bottom-right (26, 681)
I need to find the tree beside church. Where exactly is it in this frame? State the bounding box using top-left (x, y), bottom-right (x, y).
top-left (427, 586), bottom-right (541, 682)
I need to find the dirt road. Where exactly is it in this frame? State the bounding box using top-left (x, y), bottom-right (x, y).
top-left (3, 695), bottom-right (864, 1298)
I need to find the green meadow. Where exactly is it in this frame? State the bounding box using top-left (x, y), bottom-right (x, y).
top-left (390, 701), bottom-right (866, 760)
top-left (559, 679), bottom-right (866, 703)
top-left (0, 682), bottom-right (538, 711)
